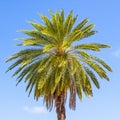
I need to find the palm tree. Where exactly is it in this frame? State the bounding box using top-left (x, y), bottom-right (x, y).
top-left (6, 10), bottom-right (112, 120)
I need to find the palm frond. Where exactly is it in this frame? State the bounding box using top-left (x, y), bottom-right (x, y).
top-left (81, 30), bottom-right (97, 39)
top-left (81, 24), bottom-right (94, 33)
top-left (18, 30), bottom-right (57, 45)
top-left (73, 43), bottom-right (101, 51)
top-left (40, 14), bottom-right (55, 33)
top-left (85, 60), bottom-right (110, 81)
top-left (73, 18), bottom-right (89, 31)
top-left (63, 10), bottom-right (73, 35)
top-left (82, 75), bottom-right (93, 97)
top-left (28, 21), bottom-right (45, 31)
top-left (63, 30), bottom-right (83, 48)
top-left (92, 56), bottom-right (112, 72)
top-left (84, 67), bottom-right (100, 89)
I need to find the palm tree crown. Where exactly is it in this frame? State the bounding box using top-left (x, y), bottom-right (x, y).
top-left (7, 10), bottom-right (112, 120)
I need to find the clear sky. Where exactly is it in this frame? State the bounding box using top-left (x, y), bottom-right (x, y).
top-left (0, 0), bottom-right (120, 120)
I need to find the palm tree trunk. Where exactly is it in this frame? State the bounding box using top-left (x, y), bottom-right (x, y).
top-left (55, 93), bottom-right (66, 120)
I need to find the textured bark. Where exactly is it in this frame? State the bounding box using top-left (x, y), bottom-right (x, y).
top-left (55, 93), bottom-right (66, 120)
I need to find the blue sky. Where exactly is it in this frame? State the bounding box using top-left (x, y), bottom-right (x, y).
top-left (0, 0), bottom-right (120, 120)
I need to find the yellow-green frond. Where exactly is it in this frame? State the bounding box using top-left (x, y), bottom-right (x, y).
top-left (81, 24), bottom-right (94, 33)
top-left (93, 56), bottom-right (112, 72)
top-left (73, 44), bottom-right (101, 51)
top-left (28, 21), bottom-right (45, 31)
top-left (40, 14), bottom-right (55, 33)
top-left (85, 67), bottom-right (100, 89)
top-left (73, 18), bottom-right (89, 31)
